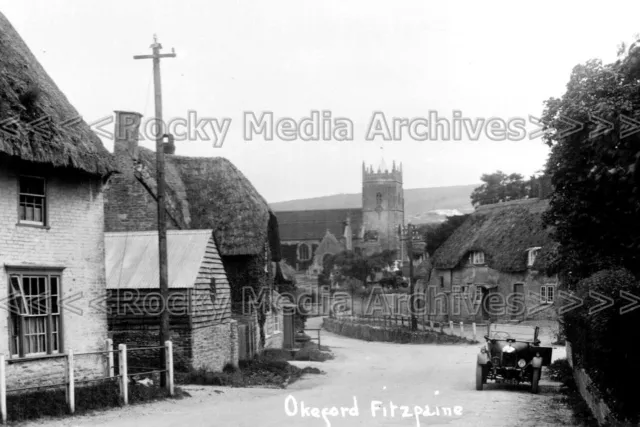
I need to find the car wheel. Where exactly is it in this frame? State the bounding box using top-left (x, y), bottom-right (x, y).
top-left (476, 365), bottom-right (485, 390)
top-left (531, 368), bottom-right (541, 393)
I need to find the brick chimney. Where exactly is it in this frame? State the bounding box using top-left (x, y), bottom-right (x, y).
top-left (114, 111), bottom-right (142, 162)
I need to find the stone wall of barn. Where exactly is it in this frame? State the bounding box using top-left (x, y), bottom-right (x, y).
top-left (0, 159), bottom-right (107, 389)
top-left (191, 320), bottom-right (238, 371)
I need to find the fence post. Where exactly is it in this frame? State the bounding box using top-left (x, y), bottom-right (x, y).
top-left (460, 322), bottom-right (464, 337)
top-left (119, 344), bottom-right (128, 405)
top-left (449, 321), bottom-right (454, 334)
top-left (106, 338), bottom-right (114, 378)
top-left (165, 341), bottom-right (174, 396)
top-left (66, 349), bottom-right (75, 414)
top-left (0, 355), bottom-right (6, 424)
top-left (472, 323), bottom-right (477, 341)
top-left (318, 330), bottom-right (321, 348)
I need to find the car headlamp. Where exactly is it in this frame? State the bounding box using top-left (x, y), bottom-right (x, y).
top-left (517, 359), bottom-right (526, 368)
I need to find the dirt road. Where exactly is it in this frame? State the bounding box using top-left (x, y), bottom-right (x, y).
top-left (28, 317), bottom-right (574, 427)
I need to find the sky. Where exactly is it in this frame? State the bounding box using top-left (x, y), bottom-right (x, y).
top-left (3, 1), bottom-right (640, 203)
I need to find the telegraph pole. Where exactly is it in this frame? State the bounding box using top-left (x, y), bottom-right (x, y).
top-left (134, 35), bottom-right (176, 387)
top-left (407, 224), bottom-right (417, 331)
top-left (399, 224), bottom-right (418, 331)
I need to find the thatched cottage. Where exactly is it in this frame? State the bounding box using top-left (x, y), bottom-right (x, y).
top-left (0, 12), bottom-right (117, 388)
top-left (104, 112), bottom-right (284, 360)
top-left (428, 198), bottom-right (558, 322)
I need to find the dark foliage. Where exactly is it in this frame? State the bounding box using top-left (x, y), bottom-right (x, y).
top-left (564, 268), bottom-right (640, 422)
top-left (539, 41), bottom-right (640, 285)
top-left (416, 214), bottom-right (470, 256)
top-left (6, 379), bottom-right (181, 422)
top-left (178, 349), bottom-right (326, 388)
top-left (470, 171), bottom-right (549, 207)
top-left (538, 39), bottom-right (640, 422)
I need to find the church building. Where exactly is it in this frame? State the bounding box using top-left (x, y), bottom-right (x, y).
top-left (274, 160), bottom-right (406, 277)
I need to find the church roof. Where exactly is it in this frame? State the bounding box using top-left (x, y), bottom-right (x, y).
top-left (274, 208), bottom-right (362, 241)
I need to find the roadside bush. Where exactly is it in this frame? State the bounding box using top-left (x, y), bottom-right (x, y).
top-left (6, 379), bottom-right (183, 422)
top-left (564, 268), bottom-right (640, 421)
top-left (178, 351), bottom-right (326, 388)
top-left (548, 358), bottom-right (574, 386)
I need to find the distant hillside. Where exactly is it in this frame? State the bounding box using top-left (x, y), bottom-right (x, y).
top-left (270, 184), bottom-right (478, 224)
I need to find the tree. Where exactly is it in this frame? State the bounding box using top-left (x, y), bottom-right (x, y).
top-left (538, 39), bottom-right (640, 422)
top-left (539, 39), bottom-right (640, 287)
top-left (416, 214), bottom-right (470, 256)
top-left (470, 171), bottom-right (528, 207)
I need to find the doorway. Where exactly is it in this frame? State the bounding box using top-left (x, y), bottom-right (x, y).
top-left (512, 283), bottom-right (525, 321)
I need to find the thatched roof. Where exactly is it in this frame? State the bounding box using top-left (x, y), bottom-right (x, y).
top-left (431, 198), bottom-right (556, 272)
top-left (134, 147), bottom-right (280, 258)
top-left (0, 13), bottom-right (116, 177)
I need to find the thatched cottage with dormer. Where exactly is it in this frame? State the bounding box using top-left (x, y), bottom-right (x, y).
top-left (427, 198), bottom-right (558, 322)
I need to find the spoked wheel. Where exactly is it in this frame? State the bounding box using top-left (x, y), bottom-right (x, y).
top-left (531, 368), bottom-right (541, 393)
top-left (476, 365), bottom-right (486, 390)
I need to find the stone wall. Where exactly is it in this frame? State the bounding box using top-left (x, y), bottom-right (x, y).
top-left (191, 321), bottom-right (239, 371)
top-left (565, 341), bottom-right (621, 426)
top-left (323, 318), bottom-right (474, 344)
top-left (428, 264), bottom-right (559, 322)
top-left (0, 160), bottom-right (107, 389)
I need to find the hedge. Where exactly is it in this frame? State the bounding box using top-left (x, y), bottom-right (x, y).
top-left (564, 268), bottom-right (640, 423)
top-left (323, 318), bottom-right (476, 344)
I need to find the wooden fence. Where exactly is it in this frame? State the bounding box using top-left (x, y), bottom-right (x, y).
top-left (0, 339), bottom-right (174, 423)
top-left (332, 313), bottom-right (482, 341)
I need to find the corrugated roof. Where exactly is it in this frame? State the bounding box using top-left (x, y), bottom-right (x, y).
top-left (105, 230), bottom-right (214, 289)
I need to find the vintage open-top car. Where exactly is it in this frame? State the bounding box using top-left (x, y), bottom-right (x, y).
top-left (476, 323), bottom-right (553, 393)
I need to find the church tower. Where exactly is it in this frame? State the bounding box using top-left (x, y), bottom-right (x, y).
top-left (361, 159), bottom-right (405, 257)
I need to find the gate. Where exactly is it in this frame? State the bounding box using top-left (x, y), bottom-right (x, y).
top-left (238, 323), bottom-right (257, 360)
top-left (283, 312), bottom-right (295, 349)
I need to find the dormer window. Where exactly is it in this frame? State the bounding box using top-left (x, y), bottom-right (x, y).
top-left (472, 251), bottom-right (485, 265)
top-left (527, 247), bottom-right (541, 267)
